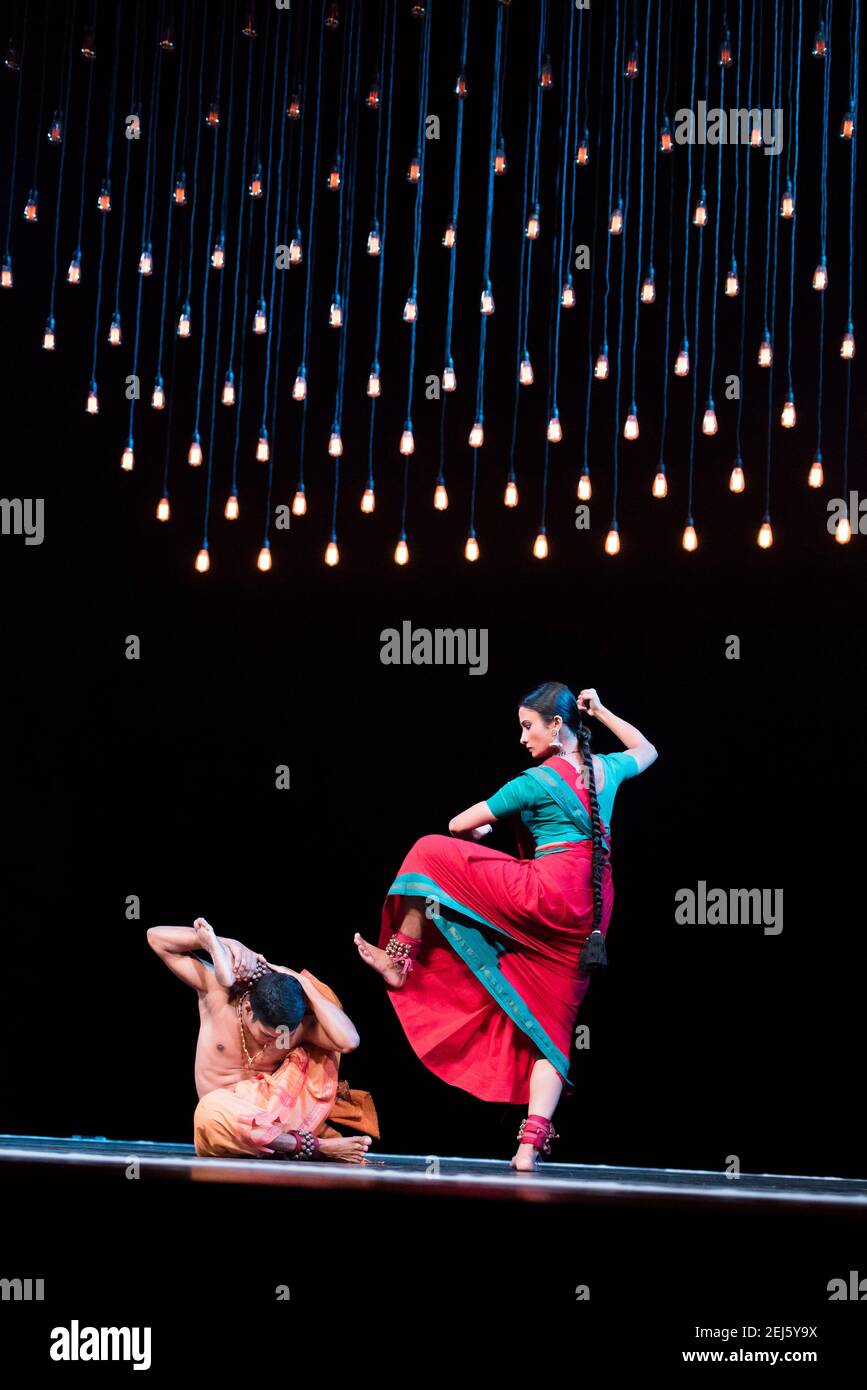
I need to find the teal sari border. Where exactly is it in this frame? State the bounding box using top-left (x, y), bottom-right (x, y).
top-left (524, 764), bottom-right (611, 852)
top-left (386, 871), bottom-right (572, 1086)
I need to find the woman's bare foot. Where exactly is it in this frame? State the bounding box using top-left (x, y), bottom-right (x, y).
top-left (317, 1134), bottom-right (373, 1164)
top-left (353, 932), bottom-right (408, 989)
top-left (510, 1142), bottom-right (541, 1172)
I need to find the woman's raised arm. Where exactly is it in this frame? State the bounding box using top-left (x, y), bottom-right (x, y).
top-left (578, 688), bottom-right (658, 774)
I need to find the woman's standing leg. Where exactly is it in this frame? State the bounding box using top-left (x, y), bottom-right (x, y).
top-left (511, 1057), bottom-right (564, 1170)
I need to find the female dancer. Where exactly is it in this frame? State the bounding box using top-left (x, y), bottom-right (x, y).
top-left (354, 682), bottom-right (657, 1170)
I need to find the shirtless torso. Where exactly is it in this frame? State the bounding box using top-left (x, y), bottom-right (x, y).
top-left (194, 985), bottom-right (321, 1099)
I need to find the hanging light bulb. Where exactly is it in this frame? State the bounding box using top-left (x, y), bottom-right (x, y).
top-left (577, 472), bottom-right (592, 501)
top-left (561, 276), bottom-right (576, 308)
top-left (329, 294), bottom-right (343, 328)
top-left (434, 482), bottom-right (449, 510)
top-left (151, 375), bottom-right (166, 410)
top-left (533, 530), bottom-right (549, 558)
top-left (195, 546), bottom-right (210, 574)
top-left (174, 171), bottom-right (187, 205)
top-left (400, 421), bottom-right (415, 455)
top-left (42, 315), bottom-right (56, 350)
top-left (781, 392), bottom-right (796, 428)
top-left (807, 453), bottom-right (823, 488)
top-left (253, 298), bottom-right (267, 333)
top-left (576, 129), bottom-right (590, 165)
top-left (1, 253), bottom-right (13, 288)
top-left (108, 312), bottom-right (122, 346)
top-left (757, 517), bottom-right (774, 549)
top-left (256, 429), bottom-right (270, 462)
top-left (465, 532), bottom-right (480, 562)
top-left (206, 99), bottom-right (220, 129)
top-left (139, 241), bottom-right (154, 276)
top-left (394, 534), bottom-right (410, 566)
top-left (366, 76), bottom-right (381, 110)
top-left (47, 110), bottom-right (63, 143)
top-left (367, 219), bottom-right (381, 255)
top-left (525, 202), bottom-right (541, 239)
top-left (682, 521), bottom-right (698, 551)
top-left (177, 301), bottom-right (191, 336)
top-left (410, 3), bottom-right (426, 18)
top-left (249, 162), bottom-right (263, 197)
top-left (454, 69), bottom-right (468, 100)
top-left (480, 280), bottom-right (495, 314)
top-left (539, 53), bottom-right (554, 89)
top-left (121, 437), bottom-right (135, 471)
top-left (547, 410), bottom-right (562, 443)
top-left (757, 331), bottom-right (772, 367)
top-left (702, 399), bottom-right (718, 435)
top-left (749, 121), bottom-right (762, 148)
top-left (81, 24), bottom-right (96, 59)
top-left (289, 229), bottom-right (303, 264)
top-left (724, 257), bottom-right (740, 296)
top-left (292, 488), bottom-right (307, 516)
top-left (367, 362), bottom-right (381, 397)
top-left (160, 17), bottom-right (175, 50)
top-left (729, 459), bottom-right (745, 492)
top-left (652, 469), bottom-right (668, 498)
top-left (325, 3), bottom-right (340, 31)
top-left (718, 24), bottom-right (733, 65)
top-left (292, 365), bottom-right (308, 400)
top-left (520, 355), bottom-right (535, 385)
top-left (624, 40), bottom-right (639, 78)
top-left (442, 359), bottom-right (457, 392)
top-left (840, 322), bottom-right (855, 359)
top-left (156, 496), bottom-right (171, 522)
top-left (97, 179), bottom-right (113, 212)
top-left (5, 36), bottom-right (21, 70)
top-left (623, 405), bottom-right (639, 440)
top-left (326, 158), bottom-right (341, 192)
top-left (595, 343), bottom-right (610, 379)
top-left (328, 424), bottom-right (343, 457)
top-left (65, 248), bottom-right (82, 284)
top-left (609, 198), bottom-right (624, 234)
top-left (188, 432), bottom-right (203, 466)
top-left (86, 380), bottom-right (99, 414)
top-left (835, 513), bottom-right (852, 544)
top-left (407, 152), bottom-right (421, 183)
top-left (780, 178), bottom-right (795, 218)
top-left (812, 22), bottom-right (827, 57)
top-left (468, 419), bottom-right (484, 448)
top-left (494, 141), bottom-right (507, 175)
top-left (23, 188), bottom-right (39, 221)
top-left (222, 370), bottom-right (236, 405)
top-left (604, 524), bottom-right (621, 555)
top-left (659, 116), bottom-right (673, 153)
top-left (402, 292), bottom-right (418, 322)
top-left (325, 539), bottom-right (339, 566)
top-left (442, 220), bottom-right (457, 248)
top-left (812, 256), bottom-right (828, 290)
top-left (840, 108), bottom-right (855, 139)
top-left (504, 477), bottom-right (519, 507)
top-left (641, 268), bottom-right (656, 304)
top-left (674, 338), bottom-right (690, 375)
top-left (257, 542), bottom-right (272, 572)
top-left (693, 188), bottom-right (708, 226)
top-left (211, 234), bottom-right (225, 269)
top-left (361, 487), bottom-right (376, 513)
top-left (225, 493), bottom-right (240, 520)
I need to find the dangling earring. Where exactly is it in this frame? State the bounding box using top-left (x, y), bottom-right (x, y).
top-left (548, 722), bottom-right (562, 750)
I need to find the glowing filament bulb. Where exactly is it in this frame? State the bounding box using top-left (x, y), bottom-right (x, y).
top-left (42, 316), bottom-right (55, 350)
top-left (577, 473), bottom-right (592, 501)
top-left (206, 101), bottom-right (220, 128)
top-left (718, 27), bottom-right (732, 66)
top-left (609, 200), bottom-right (624, 234)
top-left (576, 131), bottom-right (590, 165)
top-left (361, 488), bottom-right (376, 513)
top-left (329, 297), bottom-right (343, 328)
top-left (623, 408), bottom-right (639, 440)
top-left (434, 483), bottom-right (448, 510)
top-left (750, 123), bottom-right (762, 148)
top-left (407, 153), bottom-right (421, 183)
top-left (288, 93), bottom-right (302, 120)
top-left (151, 376), bottom-right (165, 410)
top-left (48, 111), bottom-right (62, 143)
top-left (367, 365), bottom-right (381, 397)
top-left (86, 382), bottom-right (99, 414)
top-left (539, 55), bottom-right (554, 90)
top-left (780, 180), bottom-right (795, 218)
top-left (812, 24), bottom-right (827, 57)
top-left (402, 294), bottom-right (417, 323)
top-left (702, 401), bottom-right (718, 435)
top-left (547, 412), bottom-right (562, 443)
top-left (24, 189), bottom-right (39, 221)
top-left (640, 271), bottom-right (656, 304)
top-left (729, 462), bottom-right (745, 492)
top-left (224, 494), bottom-right (240, 521)
top-left (468, 420), bottom-right (484, 448)
top-left (840, 110), bottom-right (855, 140)
top-left (325, 4), bottom-right (340, 32)
top-left (328, 427), bottom-right (343, 457)
top-left (67, 250), bottom-right (82, 283)
top-left (781, 393), bottom-right (796, 428)
top-left (139, 242), bottom-right (153, 276)
top-left (292, 369), bottom-right (307, 401)
top-left (327, 161), bottom-right (341, 192)
top-left (652, 470), bottom-right (668, 498)
top-left (442, 362), bottom-right (456, 392)
top-left (841, 325), bottom-right (855, 359)
top-left (292, 490), bottom-right (307, 516)
top-left (289, 235), bottom-right (303, 264)
top-left (108, 313), bottom-right (122, 346)
top-left (97, 181), bottom-right (111, 212)
top-left (504, 478), bottom-right (519, 507)
top-left (177, 303), bottom-right (191, 337)
top-left (594, 345), bottom-right (609, 379)
top-left (674, 340), bottom-right (690, 376)
top-left (394, 537), bottom-right (410, 566)
top-left (5, 38), bottom-right (21, 69)
top-left (1, 254), bottom-right (13, 288)
top-left (624, 43), bottom-right (639, 78)
top-left (725, 259), bottom-right (740, 296)
top-left (758, 333), bottom-right (772, 367)
top-left (160, 21), bottom-right (175, 50)
top-left (156, 496), bottom-right (171, 522)
top-left (835, 514), bottom-right (852, 544)
top-left (253, 298), bottom-right (267, 333)
top-left (188, 435), bottom-right (203, 466)
top-left (121, 438), bottom-right (135, 471)
top-left (812, 258), bottom-right (828, 291)
top-left (454, 71), bottom-right (468, 100)
top-left (127, 114), bottom-right (141, 140)
top-left (604, 527), bottom-right (621, 555)
top-left (693, 191), bottom-right (708, 226)
top-left (222, 372), bottom-right (235, 405)
top-left (659, 120), bottom-right (673, 153)
top-left (366, 79), bottom-right (381, 110)
top-left (480, 283), bottom-right (495, 314)
top-left (325, 540), bottom-right (339, 567)
top-left (195, 547), bottom-right (210, 574)
top-left (367, 222), bottom-right (381, 256)
top-left (561, 278), bottom-right (576, 308)
top-left (81, 26), bottom-right (96, 58)
top-left (757, 519), bottom-right (773, 549)
top-left (533, 531), bottom-right (549, 558)
top-left (520, 356), bottom-right (535, 385)
top-left (257, 544), bottom-right (272, 572)
top-left (465, 533), bottom-right (480, 562)
top-left (211, 237), bottom-right (225, 269)
top-left (526, 204), bottom-right (541, 239)
top-left (249, 165), bottom-right (263, 197)
top-left (400, 423), bottom-right (415, 455)
top-left (256, 431), bottom-right (270, 462)
top-left (174, 173), bottom-right (187, 205)
top-left (682, 523), bottom-right (698, 552)
top-left (808, 455), bottom-right (824, 488)
top-left (494, 144), bottom-right (507, 175)
top-left (443, 221), bottom-right (457, 248)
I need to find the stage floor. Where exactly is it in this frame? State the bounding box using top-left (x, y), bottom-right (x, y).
top-left (2, 1133), bottom-right (866, 1210)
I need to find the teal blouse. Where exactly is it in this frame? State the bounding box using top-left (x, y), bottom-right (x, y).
top-left (486, 751), bottom-right (640, 847)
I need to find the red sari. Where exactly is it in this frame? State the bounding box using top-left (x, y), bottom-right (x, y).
top-left (378, 756), bottom-right (615, 1104)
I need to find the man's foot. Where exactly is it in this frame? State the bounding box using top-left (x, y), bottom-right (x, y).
top-left (317, 1134), bottom-right (373, 1164)
top-left (353, 932), bottom-right (408, 989)
top-left (510, 1142), bottom-right (541, 1172)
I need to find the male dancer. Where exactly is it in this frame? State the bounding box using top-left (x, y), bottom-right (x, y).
top-left (148, 918), bottom-right (378, 1161)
